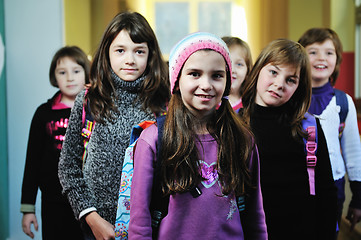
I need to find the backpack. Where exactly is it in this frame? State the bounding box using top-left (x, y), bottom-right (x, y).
top-left (114, 115), bottom-right (246, 240)
top-left (300, 89), bottom-right (347, 194)
top-left (334, 88), bottom-right (348, 138)
top-left (113, 114), bottom-right (320, 239)
top-left (82, 101), bottom-right (319, 236)
top-left (114, 115), bottom-right (165, 240)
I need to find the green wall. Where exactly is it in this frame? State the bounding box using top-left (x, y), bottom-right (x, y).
top-left (0, 0), bottom-right (9, 239)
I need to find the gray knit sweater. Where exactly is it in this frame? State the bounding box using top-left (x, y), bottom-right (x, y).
top-left (58, 72), bottom-right (154, 224)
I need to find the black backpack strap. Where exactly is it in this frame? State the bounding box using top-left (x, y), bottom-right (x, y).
top-left (155, 114), bottom-right (166, 177)
top-left (150, 114), bottom-right (169, 239)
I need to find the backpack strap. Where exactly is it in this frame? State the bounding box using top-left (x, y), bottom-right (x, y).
top-left (129, 121), bottom-right (155, 145)
top-left (334, 89), bottom-right (348, 138)
top-left (237, 195), bottom-right (246, 212)
top-left (149, 114), bottom-right (168, 239)
top-left (302, 112), bottom-right (318, 195)
top-left (81, 90), bottom-right (95, 167)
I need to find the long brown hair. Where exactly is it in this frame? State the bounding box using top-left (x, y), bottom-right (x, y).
top-left (298, 28), bottom-right (343, 85)
top-left (242, 39), bottom-right (312, 139)
top-left (86, 11), bottom-right (169, 123)
top-left (161, 53), bottom-right (253, 197)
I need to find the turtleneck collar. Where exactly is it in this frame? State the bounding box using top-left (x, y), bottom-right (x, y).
top-left (253, 104), bottom-right (287, 119)
top-left (111, 69), bottom-right (146, 94)
top-left (312, 82), bottom-right (333, 96)
top-left (252, 104), bottom-right (296, 127)
top-left (309, 82), bottom-right (334, 115)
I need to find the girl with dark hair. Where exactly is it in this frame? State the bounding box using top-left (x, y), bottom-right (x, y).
top-left (129, 32), bottom-right (267, 239)
top-left (58, 12), bottom-right (169, 239)
top-left (21, 46), bottom-right (90, 239)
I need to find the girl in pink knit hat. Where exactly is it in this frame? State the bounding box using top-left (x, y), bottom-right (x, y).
top-left (129, 32), bottom-right (267, 239)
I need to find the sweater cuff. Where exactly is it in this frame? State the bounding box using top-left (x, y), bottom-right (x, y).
top-left (20, 204), bottom-right (35, 213)
top-left (79, 207), bottom-right (97, 220)
top-left (349, 181), bottom-right (361, 209)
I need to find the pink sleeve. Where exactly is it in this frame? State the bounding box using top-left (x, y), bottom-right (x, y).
top-left (128, 125), bottom-right (158, 240)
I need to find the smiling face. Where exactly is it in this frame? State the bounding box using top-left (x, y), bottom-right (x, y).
top-left (178, 50), bottom-right (227, 119)
top-left (305, 39), bottom-right (337, 87)
top-left (109, 29), bottom-right (149, 81)
top-left (229, 45), bottom-right (248, 97)
top-left (55, 56), bottom-right (86, 105)
top-left (256, 63), bottom-right (300, 107)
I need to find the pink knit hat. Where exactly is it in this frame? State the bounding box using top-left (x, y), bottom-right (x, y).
top-left (169, 32), bottom-right (232, 94)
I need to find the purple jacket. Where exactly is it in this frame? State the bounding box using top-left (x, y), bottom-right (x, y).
top-left (129, 124), bottom-right (267, 239)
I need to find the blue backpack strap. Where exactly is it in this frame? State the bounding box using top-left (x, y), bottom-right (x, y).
top-left (302, 112), bottom-right (318, 195)
top-left (129, 125), bottom-right (143, 145)
top-left (129, 121), bottom-right (155, 145)
top-left (334, 88), bottom-right (348, 138)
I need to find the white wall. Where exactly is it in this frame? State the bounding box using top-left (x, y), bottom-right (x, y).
top-left (4, 0), bottom-right (64, 239)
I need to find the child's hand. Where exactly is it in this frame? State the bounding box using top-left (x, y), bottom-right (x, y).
top-left (22, 213), bottom-right (38, 239)
top-left (85, 211), bottom-right (115, 240)
top-left (346, 207), bottom-right (361, 232)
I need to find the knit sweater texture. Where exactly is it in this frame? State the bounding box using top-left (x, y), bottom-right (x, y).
top-left (58, 72), bottom-right (154, 224)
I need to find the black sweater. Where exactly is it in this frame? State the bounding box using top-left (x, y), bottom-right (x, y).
top-left (251, 104), bottom-right (337, 240)
top-left (21, 91), bottom-right (71, 206)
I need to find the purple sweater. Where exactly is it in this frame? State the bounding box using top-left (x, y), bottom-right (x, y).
top-left (129, 124), bottom-right (267, 239)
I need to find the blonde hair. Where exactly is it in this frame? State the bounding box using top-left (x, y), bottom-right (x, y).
top-left (222, 36), bottom-right (253, 95)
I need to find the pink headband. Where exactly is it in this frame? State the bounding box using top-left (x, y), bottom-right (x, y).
top-left (169, 32), bottom-right (232, 94)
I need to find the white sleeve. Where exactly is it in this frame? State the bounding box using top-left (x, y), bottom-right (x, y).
top-left (340, 94), bottom-right (361, 181)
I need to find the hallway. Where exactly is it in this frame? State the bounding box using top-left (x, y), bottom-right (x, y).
top-left (338, 217), bottom-right (361, 240)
